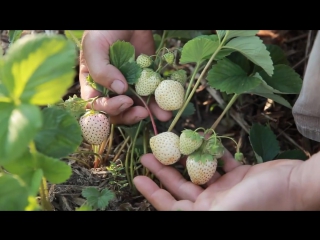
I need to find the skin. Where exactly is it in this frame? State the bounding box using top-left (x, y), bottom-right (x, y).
top-left (81, 30), bottom-right (320, 211)
top-left (133, 150), bottom-right (320, 211)
top-left (79, 30), bottom-right (172, 125)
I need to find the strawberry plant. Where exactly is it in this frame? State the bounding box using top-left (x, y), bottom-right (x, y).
top-left (0, 30), bottom-right (305, 210)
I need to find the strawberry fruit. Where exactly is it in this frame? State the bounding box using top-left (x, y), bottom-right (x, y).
top-left (203, 137), bottom-right (225, 159)
top-left (154, 80), bottom-right (185, 111)
top-left (179, 129), bottom-right (203, 155)
top-left (170, 69), bottom-right (187, 86)
top-left (150, 131), bottom-right (181, 165)
top-left (136, 54), bottom-right (153, 68)
top-left (79, 110), bottom-right (110, 145)
top-left (186, 151), bottom-right (217, 185)
top-left (135, 70), bottom-right (162, 96)
top-left (163, 52), bottom-right (175, 64)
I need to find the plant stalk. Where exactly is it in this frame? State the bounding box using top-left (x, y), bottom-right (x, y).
top-left (168, 37), bottom-right (228, 132)
top-left (210, 93), bottom-right (239, 130)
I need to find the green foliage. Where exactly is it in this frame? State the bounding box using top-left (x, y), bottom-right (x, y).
top-left (81, 187), bottom-right (115, 210)
top-left (249, 123), bottom-right (280, 163)
top-left (8, 30), bottom-right (23, 44)
top-left (34, 107), bottom-right (83, 158)
top-left (109, 40), bottom-right (142, 85)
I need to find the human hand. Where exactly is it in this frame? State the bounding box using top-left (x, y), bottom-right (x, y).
top-left (134, 150), bottom-right (306, 211)
top-left (79, 30), bottom-right (172, 125)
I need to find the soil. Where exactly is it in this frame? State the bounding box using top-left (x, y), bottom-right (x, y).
top-left (1, 30), bottom-right (319, 211)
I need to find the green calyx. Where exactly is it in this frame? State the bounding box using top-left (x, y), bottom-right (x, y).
top-left (188, 149), bottom-right (215, 164)
top-left (181, 129), bottom-right (203, 141)
top-left (234, 152), bottom-right (244, 161)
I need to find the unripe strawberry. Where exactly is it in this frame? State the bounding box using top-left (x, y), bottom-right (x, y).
top-left (150, 131), bottom-right (181, 165)
top-left (179, 129), bottom-right (203, 155)
top-left (203, 137), bottom-right (225, 158)
top-left (170, 70), bottom-right (187, 86)
top-left (79, 110), bottom-right (110, 145)
top-left (136, 54), bottom-right (153, 68)
top-left (135, 71), bottom-right (162, 96)
top-left (163, 52), bottom-right (175, 64)
top-left (154, 80), bottom-right (185, 111)
top-left (186, 152), bottom-right (217, 185)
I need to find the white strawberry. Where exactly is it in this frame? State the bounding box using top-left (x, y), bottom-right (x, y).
top-left (163, 52), bottom-right (175, 64)
top-left (135, 70), bottom-right (162, 96)
top-left (179, 129), bottom-right (203, 155)
top-left (150, 131), bottom-right (181, 165)
top-left (170, 69), bottom-right (187, 86)
top-left (79, 110), bottom-right (110, 145)
top-left (136, 54), bottom-right (153, 68)
top-left (186, 151), bottom-right (217, 185)
top-left (154, 80), bottom-right (185, 111)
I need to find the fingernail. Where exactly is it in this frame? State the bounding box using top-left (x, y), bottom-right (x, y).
top-left (111, 80), bottom-right (125, 94)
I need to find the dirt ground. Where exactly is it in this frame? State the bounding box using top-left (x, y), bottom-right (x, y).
top-left (1, 30), bottom-right (319, 211)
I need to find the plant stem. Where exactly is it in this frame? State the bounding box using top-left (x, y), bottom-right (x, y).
top-left (210, 93), bottom-right (239, 130)
top-left (104, 124), bottom-right (115, 163)
top-left (129, 86), bottom-right (158, 135)
top-left (112, 136), bottom-right (130, 162)
top-left (125, 143), bottom-right (133, 189)
top-left (184, 62), bottom-right (201, 101)
top-left (168, 38), bottom-right (228, 132)
top-left (156, 30), bottom-right (167, 54)
top-left (39, 177), bottom-right (53, 211)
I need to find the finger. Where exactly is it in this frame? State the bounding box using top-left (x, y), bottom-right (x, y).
top-left (140, 153), bottom-right (203, 201)
top-left (220, 148), bottom-right (243, 173)
top-left (111, 106), bottom-right (149, 125)
top-left (130, 30), bottom-right (155, 56)
top-left (130, 95), bottom-right (173, 122)
top-left (133, 176), bottom-right (194, 211)
top-left (148, 97), bottom-right (173, 122)
top-left (81, 31), bottom-right (128, 94)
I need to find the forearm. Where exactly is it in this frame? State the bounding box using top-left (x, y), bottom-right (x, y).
top-left (293, 151), bottom-right (320, 210)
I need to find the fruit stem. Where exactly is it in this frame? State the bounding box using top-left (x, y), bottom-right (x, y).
top-left (210, 93), bottom-right (239, 130)
top-left (167, 38), bottom-right (227, 132)
top-left (157, 63), bottom-right (169, 73)
top-left (156, 31), bottom-right (168, 54)
top-left (128, 86), bottom-right (158, 135)
top-left (184, 62), bottom-right (201, 101)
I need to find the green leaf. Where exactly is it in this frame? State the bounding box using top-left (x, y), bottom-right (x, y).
top-left (224, 30), bottom-right (259, 41)
top-left (227, 51), bottom-right (251, 73)
top-left (3, 150), bottom-right (72, 184)
top-left (249, 123), bottom-right (280, 162)
top-left (153, 34), bottom-right (162, 50)
top-left (76, 204), bottom-right (93, 211)
top-left (258, 64), bottom-right (302, 94)
top-left (266, 44), bottom-right (289, 65)
top-left (34, 107), bottom-right (82, 158)
top-left (2, 34), bottom-right (77, 105)
top-left (173, 102), bottom-right (195, 118)
top-left (35, 151), bottom-right (72, 183)
top-left (166, 30), bottom-right (211, 40)
top-left (65, 30), bottom-right (84, 41)
top-left (119, 61), bottom-right (142, 85)
top-left (277, 149), bottom-right (308, 160)
top-left (2, 149), bottom-right (41, 196)
top-left (109, 40), bottom-right (135, 69)
top-left (0, 103), bottom-right (42, 164)
top-left (82, 187), bottom-right (115, 210)
top-left (207, 58), bottom-right (261, 94)
top-left (223, 36), bottom-right (274, 76)
top-left (246, 73), bottom-right (292, 108)
top-left (179, 37), bottom-right (220, 64)
top-left (0, 174), bottom-right (29, 210)
top-left (86, 74), bottom-right (107, 95)
top-left (8, 30), bottom-right (23, 44)
top-left (216, 30), bottom-right (226, 43)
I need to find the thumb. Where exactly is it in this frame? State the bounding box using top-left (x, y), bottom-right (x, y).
top-left (81, 30), bottom-right (128, 94)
